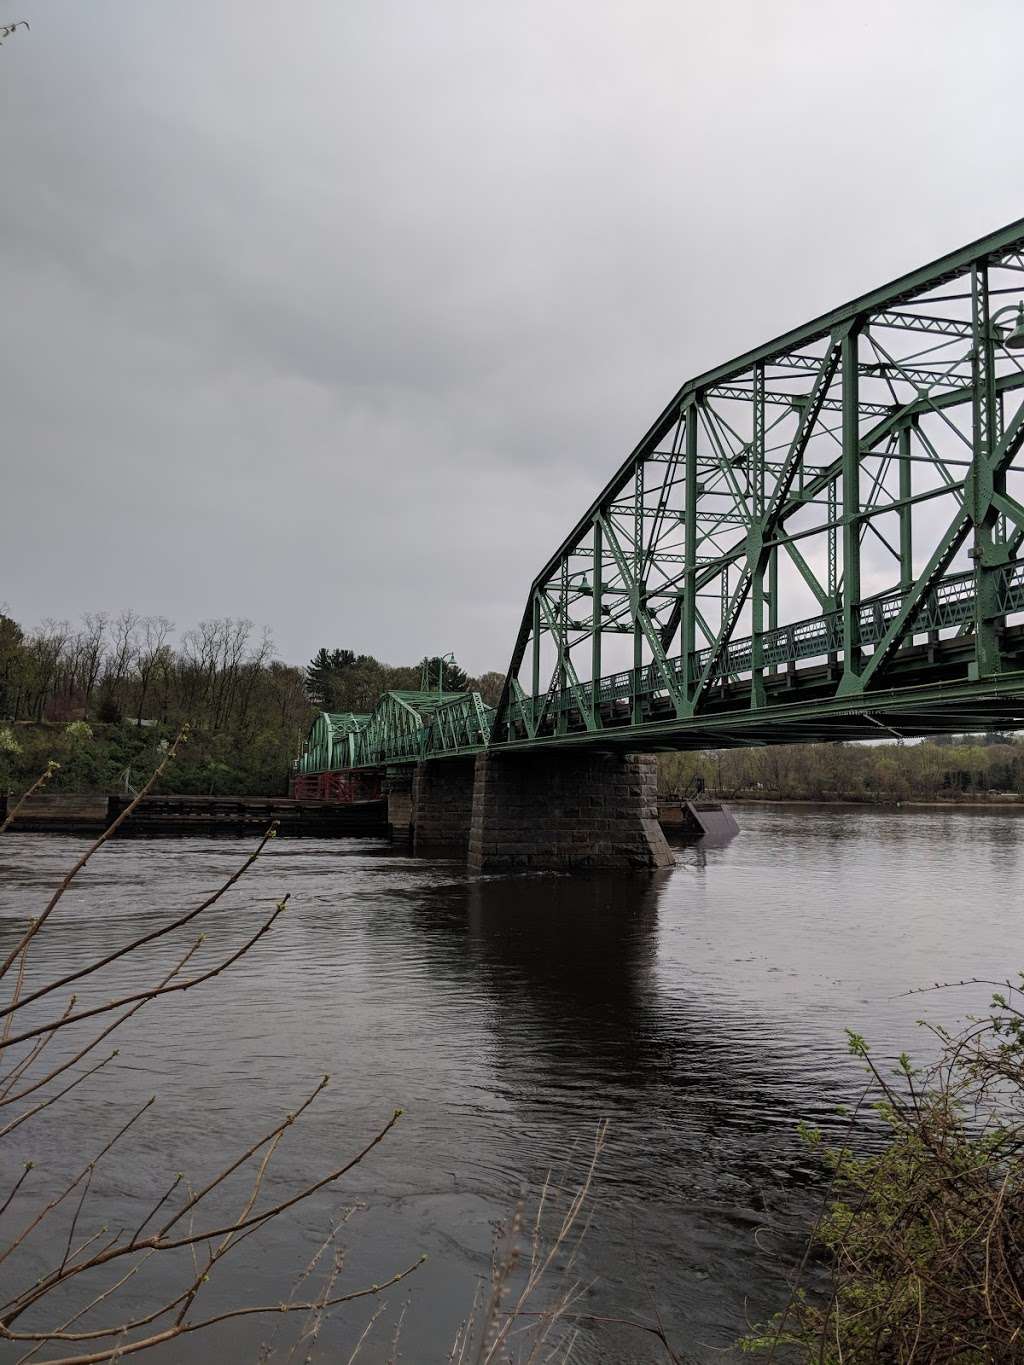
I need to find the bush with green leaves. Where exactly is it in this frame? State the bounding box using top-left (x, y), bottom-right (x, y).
top-left (745, 981), bottom-right (1024, 1362)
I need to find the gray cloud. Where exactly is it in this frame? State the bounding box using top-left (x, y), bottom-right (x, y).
top-left (2, 0), bottom-right (1023, 672)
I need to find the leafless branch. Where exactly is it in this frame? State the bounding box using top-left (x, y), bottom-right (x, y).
top-left (2, 823), bottom-right (278, 1022)
top-left (0, 740), bottom-right (435, 1363)
top-left (1, 895), bottom-right (290, 1051)
top-left (0, 761), bottom-right (59, 835)
top-left (0, 1256), bottom-right (425, 1363)
top-left (0, 728), bottom-right (189, 984)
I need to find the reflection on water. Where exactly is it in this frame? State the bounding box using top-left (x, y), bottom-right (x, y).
top-left (0, 805), bottom-right (1021, 1361)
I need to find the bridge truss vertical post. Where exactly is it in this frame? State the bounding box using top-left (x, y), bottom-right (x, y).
top-left (591, 516), bottom-right (603, 727)
top-left (681, 397), bottom-right (699, 712)
top-left (841, 324), bottom-right (863, 684)
top-left (531, 592), bottom-right (541, 712)
top-left (970, 263), bottom-right (1004, 677)
top-left (898, 421), bottom-right (913, 592)
top-left (898, 420), bottom-right (914, 652)
top-left (632, 465), bottom-right (644, 725)
top-left (750, 362), bottom-right (767, 708)
top-left (826, 475), bottom-right (839, 669)
top-left (768, 542), bottom-right (778, 677)
top-left (557, 560), bottom-right (569, 734)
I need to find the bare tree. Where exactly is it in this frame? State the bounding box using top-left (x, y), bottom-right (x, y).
top-left (0, 614), bottom-right (26, 720)
top-left (75, 612), bottom-right (109, 712)
top-left (133, 616), bottom-right (173, 726)
top-left (26, 621), bottom-right (73, 720)
top-left (95, 610), bottom-right (140, 719)
top-left (235, 626), bottom-right (275, 736)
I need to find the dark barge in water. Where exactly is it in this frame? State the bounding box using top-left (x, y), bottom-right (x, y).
top-left (0, 792), bottom-right (390, 838)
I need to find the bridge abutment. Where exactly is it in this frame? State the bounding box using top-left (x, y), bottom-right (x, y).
top-left (412, 756), bottom-right (476, 856)
top-left (467, 750), bottom-right (673, 873)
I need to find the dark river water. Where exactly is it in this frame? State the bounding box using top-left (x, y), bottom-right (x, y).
top-left (1, 805), bottom-right (1022, 1362)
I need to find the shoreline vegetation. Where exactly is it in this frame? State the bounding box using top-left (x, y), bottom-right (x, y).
top-left (744, 975), bottom-right (1024, 1362)
top-left (658, 736), bottom-right (1024, 808)
top-left (0, 610), bottom-right (501, 799)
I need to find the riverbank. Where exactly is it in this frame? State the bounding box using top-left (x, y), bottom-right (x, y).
top-left (0, 718), bottom-right (299, 798)
top-left (658, 736), bottom-right (1024, 808)
top-left (725, 794), bottom-right (1024, 808)
top-left (1, 790), bottom-right (723, 840)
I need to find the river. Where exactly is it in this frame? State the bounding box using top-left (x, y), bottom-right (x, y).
top-left (1, 805), bottom-right (1021, 1362)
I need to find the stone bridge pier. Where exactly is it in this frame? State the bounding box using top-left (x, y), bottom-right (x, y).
top-left (402, 750), bottom-right (672, 871)
top-left (411, 756), bottom-right (477, 856)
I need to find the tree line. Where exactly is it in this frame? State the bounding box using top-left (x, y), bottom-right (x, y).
top-left (0, 609), bottom-right (309, 734)
top-left (0, 609), bottom-right (313, 795)
top-left (659, 733), bottom-right (1024, 803)
top-left (0, 609), bottom-right (507, 795)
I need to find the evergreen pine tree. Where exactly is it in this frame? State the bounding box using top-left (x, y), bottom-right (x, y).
top-left (304, 648), bottom-right (360, 708)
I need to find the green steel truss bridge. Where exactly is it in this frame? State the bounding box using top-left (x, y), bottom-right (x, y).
top-left (296, 218), bottom-right (1024, 781)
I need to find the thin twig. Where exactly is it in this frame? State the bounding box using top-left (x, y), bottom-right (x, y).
top-left (0, 728), bottom-right (188, 984)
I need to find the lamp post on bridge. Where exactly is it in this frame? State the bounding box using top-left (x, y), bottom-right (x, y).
top-left (420, 652), bottom-right (457, 695)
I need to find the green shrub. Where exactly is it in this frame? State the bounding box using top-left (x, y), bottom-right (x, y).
top-left (745, 983), bottom-right (1024, 1362)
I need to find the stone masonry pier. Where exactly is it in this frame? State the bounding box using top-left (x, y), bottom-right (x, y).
top-left (411, 755), bottom-right (476, 855)
top-left (385, 750), bottom-right (674, 871)
top-left (467, 750), bottom-right (672, 872)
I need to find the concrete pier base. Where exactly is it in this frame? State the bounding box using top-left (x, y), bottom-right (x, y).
top-left (412, 756), bottom-right (476, 855)
top-left (467, 750), bottom-right (673, 872)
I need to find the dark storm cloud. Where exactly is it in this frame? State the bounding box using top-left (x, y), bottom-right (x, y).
top-left (2, 0), bottom-right (1023, 671)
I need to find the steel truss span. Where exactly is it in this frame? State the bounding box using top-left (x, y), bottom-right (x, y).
top-left (297, 219), bottom-right (1024, 777)
top-left (492, 216), bottom-right (1024, 753)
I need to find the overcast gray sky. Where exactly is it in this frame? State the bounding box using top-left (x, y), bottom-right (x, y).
top-left (3, 0), bottom-right (1023, 673)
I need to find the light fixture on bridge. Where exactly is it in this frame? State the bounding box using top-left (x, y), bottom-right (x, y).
top-left (992, 300), bottom-right (1024, 350)
top-left (1005, 302), bottom-right (1024, 350)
